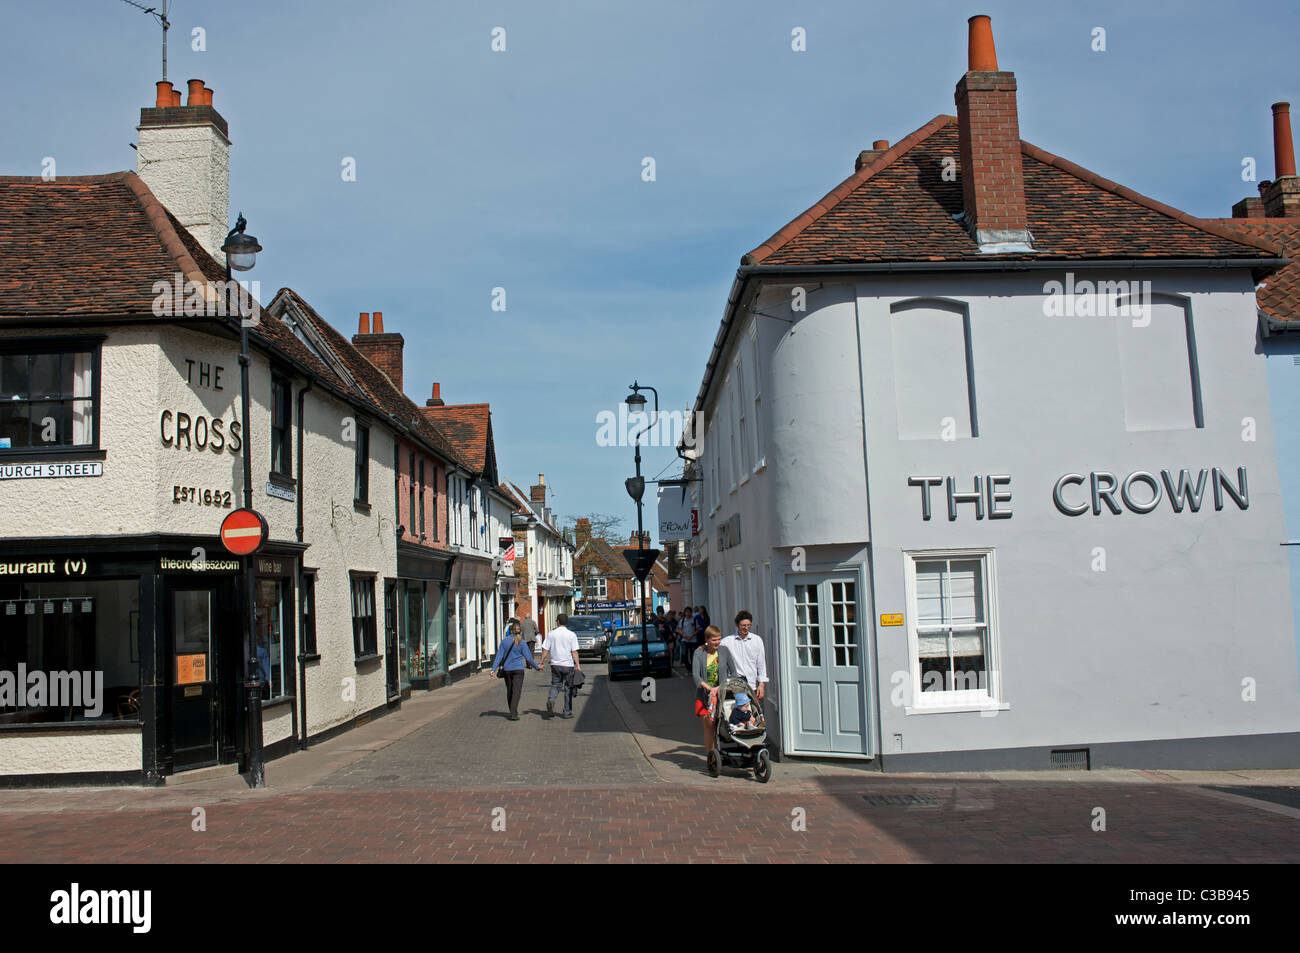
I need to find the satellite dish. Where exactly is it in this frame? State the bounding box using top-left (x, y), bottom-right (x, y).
top-left (491, 556), bottom-right (505, 573)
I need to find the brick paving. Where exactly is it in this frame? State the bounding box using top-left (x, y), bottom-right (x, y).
top-left (0, 664), bottom-right (1297, 863)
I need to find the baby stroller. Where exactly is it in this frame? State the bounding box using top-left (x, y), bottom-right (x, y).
top-left (707, 676), bottom-right (773, 783)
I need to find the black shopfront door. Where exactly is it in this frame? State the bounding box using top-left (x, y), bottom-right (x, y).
top-left (166, 579), bottom-right (238, 771)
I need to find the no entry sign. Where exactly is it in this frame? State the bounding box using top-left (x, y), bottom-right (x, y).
top-left (220, 508), bottom-right (269, 556)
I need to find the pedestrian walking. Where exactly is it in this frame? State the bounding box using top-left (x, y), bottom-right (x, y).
top-left (540, 612), bottom-right (581, 719)
top-left (520, 612), bottom-right (539, 658)
top-left (491, 620), bottom-right (541, 720)
top-left (720, 610), bottom-right (769, 702)
top-left (692, 626), bottom-right (733, 765)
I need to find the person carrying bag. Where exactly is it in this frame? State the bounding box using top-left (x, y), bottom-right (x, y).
top-left (492, 620), bottom-right (541, 721)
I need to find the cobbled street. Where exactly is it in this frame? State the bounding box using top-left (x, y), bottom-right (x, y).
top-left (1, 665), bottom-right (1298, 864)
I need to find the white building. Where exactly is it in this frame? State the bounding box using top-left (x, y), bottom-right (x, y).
top-left (690, 17), bottom-right (1300, 770)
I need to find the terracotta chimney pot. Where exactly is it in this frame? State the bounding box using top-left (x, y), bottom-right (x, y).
top-left (170, 89), bottom-right (182, 106)
top-left (359, 312), bottom-right (371, 335)
top-left (1273, 102), bottom-right (1296, 178)
top-left (373, 311), bottom-right (384, 333)
top-left (872, 139), bottom-right (890, 150)
top-left (186, 79), bottom-right (204, 106)
top-left (968, 14), bottom-right (998, 70)
top-left (155, 81), bottom-right (174, 108)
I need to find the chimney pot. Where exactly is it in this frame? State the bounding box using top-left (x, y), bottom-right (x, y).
top-left (200, 85), bottom-right (213, 106)
top-left (170, 89), bottom-right (182, 106)
top-left (426, 382), bottom-right (444, 407)
top-left (968, 15), bottom-right (998, 71)
top-left (433, 382), bottom-right (441, 398)
top-left (186, 78), bottom-right (204, 106)
top-left (373, 310), bottom-right (384, 333)
top-left (359, 312), bottom-right (371, 335)
top-left (155, 81), bottom-right (174, 108)
top-left (1273, 102), bottom-right (1296, 179)
top-left (872, 139), bottom-right (890, 150)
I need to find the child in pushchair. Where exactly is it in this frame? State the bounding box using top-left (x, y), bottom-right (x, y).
top-left (707, 676), bottom-right (773, 782)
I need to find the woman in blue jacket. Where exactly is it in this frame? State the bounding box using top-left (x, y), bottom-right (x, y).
top-left (492, 620), bottom-right (542, 721)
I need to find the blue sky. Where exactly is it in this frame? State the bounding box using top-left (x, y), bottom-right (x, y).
top-left (3, 0), bottom-right (1298, 533)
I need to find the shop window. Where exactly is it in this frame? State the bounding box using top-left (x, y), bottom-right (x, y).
top-left (0, 579), bottom-right (139, 723)
top-left (350, 574), bottom-right (378, 658)
top-left (255, 578), bottom-right (292, 700)
top-left (270, 373), bottom-right (292, 477)
top-left (300, 572), bottom-right (317, 656)
top-left (905, 551), bottom-right (1000, 707)
top-left (0, 345), bottom-right (98, 453)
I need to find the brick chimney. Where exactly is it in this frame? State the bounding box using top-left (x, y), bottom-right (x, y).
top-left (854, 140), bottom-right (891, 172)
top-left (352, 311), bottom-right (405, 392)
top-left (136, 78), bottom-right (230, 260)
top-left (1231, 103), bottom-right (1300, 219)
top-left (530, 474), bottom-right (546, 505)
top-left (954, 15), bottom-right (1032, 252)
top-left (1263, 103), bottom-right (1300, 217)
top-left (575, 518), bottom-right (592, 548)
top-left (425, 382), bottom-right (445, 407)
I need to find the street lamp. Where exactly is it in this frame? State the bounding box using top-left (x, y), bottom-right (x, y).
top-left (221, 213), bottom-right (265, 789)
top-left (624, 380), bottom-right (658, 676)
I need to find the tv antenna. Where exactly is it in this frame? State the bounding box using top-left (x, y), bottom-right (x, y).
top-left (118, 0), bottom-right (171, 82)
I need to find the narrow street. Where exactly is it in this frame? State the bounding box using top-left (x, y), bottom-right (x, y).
top-left (0, 665), bottom-right (1297, 864)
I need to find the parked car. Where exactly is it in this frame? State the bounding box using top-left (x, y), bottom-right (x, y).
top-left (607, 625), bottom-right (672, 680)
top-left (566, 615), bottom-right (610, 662)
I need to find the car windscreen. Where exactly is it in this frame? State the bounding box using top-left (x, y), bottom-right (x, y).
top-left (566, 618), bottom-right (603, 632)
top-left (612, 630), bottom-right (651, 645)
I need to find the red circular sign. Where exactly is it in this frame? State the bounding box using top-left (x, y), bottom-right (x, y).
top-left (220, 509), bottom-right (268, 556)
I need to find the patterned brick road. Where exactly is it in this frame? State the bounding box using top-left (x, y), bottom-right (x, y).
top-left (0, 665), bottom-right (1297, 863)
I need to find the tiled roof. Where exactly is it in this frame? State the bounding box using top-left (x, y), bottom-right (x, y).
top-left (272, 289), bottom-right (468, 468)
top-left (0, 172), bottom-right (212, 317)
top-left (423, 403), bottom-right (491, 474)
top-left (747, 118), bottom-right (1282, 266)
top-left (1202, 218), bottom-right (1300, 323)
top-left (498, 482), bottom-right (531, 516)
top-left (0, 172), bottom-right (394, 423)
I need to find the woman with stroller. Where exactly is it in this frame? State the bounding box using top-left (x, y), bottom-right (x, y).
top-left (691, 625), bottom-right (732, 765)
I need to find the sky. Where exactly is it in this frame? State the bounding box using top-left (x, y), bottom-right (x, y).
top-left (3, 0), bottom-right (1298, 535)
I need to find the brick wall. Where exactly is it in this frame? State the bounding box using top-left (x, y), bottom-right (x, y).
top-left (955, 70), bottom-right (1028, 237)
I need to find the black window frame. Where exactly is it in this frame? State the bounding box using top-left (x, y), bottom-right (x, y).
top-left (270, 372), bottom-right (293, 478)
top-left (354, 422), bottom-right (371, 507)
top-left (300, 570), bottom-right (318, 657)
top-left (350, 573), bottom-right (378, 660)
top-left (0, 338), bottom-right (104, 457)
top-left (409, 451), bottom-right (417, 537)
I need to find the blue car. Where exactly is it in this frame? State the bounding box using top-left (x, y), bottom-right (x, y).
top-left (607, 625), bottom-right (672, 680)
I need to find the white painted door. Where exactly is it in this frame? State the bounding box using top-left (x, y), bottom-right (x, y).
top-left (786, 576), bottom-right (869, 756)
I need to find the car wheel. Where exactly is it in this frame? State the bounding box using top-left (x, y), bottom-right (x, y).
top-left (754, 748), bottom-right (771, 783)
top-left (707, 749), bottom-right (720, 778)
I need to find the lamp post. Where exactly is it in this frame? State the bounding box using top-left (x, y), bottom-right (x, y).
top-left (624, 381), bottom-right (658, 675)
top-left (221, 213), bottom-right (265, 788)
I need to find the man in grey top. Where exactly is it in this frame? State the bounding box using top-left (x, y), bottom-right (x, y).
top-left (520, 613), bottom-right (539, 658)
